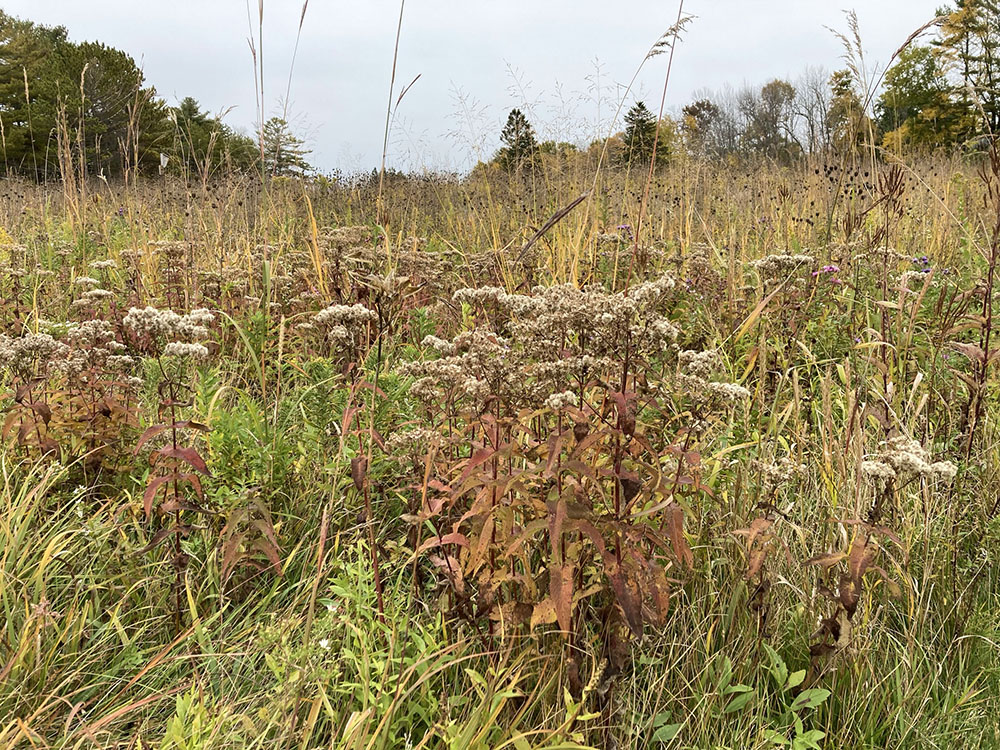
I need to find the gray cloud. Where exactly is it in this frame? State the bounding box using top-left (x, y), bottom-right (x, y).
top-left (4, 0), bottom-right (942, 172)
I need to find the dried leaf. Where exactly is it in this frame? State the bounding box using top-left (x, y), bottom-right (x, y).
top-left (606, 557), bottom-right (643, 636)
top-left (453, 447), bottom-right (497, 490)
top-left (351, 456), bottom-right (368, 491)
top-left (134, 525), bottom-right (180, 555)
top-left (806, 551), bottom-right (847, 568)
top-left (154, 445), bottom-right (210, 475)
top-left (666, 503), bottom-right (694, 568)
top-left (948, 341), bottom-right (986, 363)
top-left (530, 597), bottom-right (558, 629)
top-left (549, 562), bottom-right (575, 635)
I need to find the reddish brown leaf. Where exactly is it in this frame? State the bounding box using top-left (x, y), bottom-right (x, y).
top-left (2, 410), bottom-right (19, 440)
top-left (549, 562), bottom-right (575, 635)
top-left (747, 547), bottom-right (768, 579)
top-left (417, 532), bottom-right (470, 553)
top-left (250, 538), bottom-right (283, 574)
top-left (806, 551), bottom-right (847, 568)
top-left (134, 424), bottom-right (171, 453)
top-left (351, 456), bottom-right (368, 491)
top-left (491, 601), bottom-right (533, 635)
top-left (543, 429), bottom-right (568, 477)
top-left (838, 573), bottom-right (859, 614)
top-left (547, 496), bottom-right (568, 561)
top-left (456, 447), bottom-right (496, 486)
top-left (429, 553), bottom-right (464, 595)
top-left (26, 401), bottom-right (51, 425)
top-left (735, 516), bottom-right (773, 550)
top-left (468, 516), bottom-right (494, 575)
top-left (666, 503), bottom-right (694, 568)
top-left (14, 378), bottom-right (44, 403)
top-left (134, 525), bottom-right (181, 555)
top-left (847, 534), bottom-right (874, 582)
top-left (154, 446), bottom-right (210, 475)
top-left (606, 556), bottom-right (643, 636)
top-left (142, 474), bottom-right (174, 518)
top-left (642, 562), bottom-right (671, 625)
top-left (566, 519), bottom-right (607, 557)
top-left (220, 529), bottom-right (246, 582)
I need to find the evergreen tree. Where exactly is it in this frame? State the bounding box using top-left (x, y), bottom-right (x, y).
top-left (0, 10), bottom-right (262, 179)
top-left (58, 41), bottom-right (170, 176)
top-left (260, 117), bottom-right (312, 176)
top-left (496, 108), bottom-right (538, 172)
top-left (621, 101), bottom-right (662, 166)
top-left (0, 11), bottom-right (66, 176)
top-left (0, 12), bottom-right (168, 178)
top-left (170, 97), bottom-right (257, 176)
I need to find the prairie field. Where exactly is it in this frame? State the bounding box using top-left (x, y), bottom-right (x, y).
top-left (1, 150), bottom-right (999, 750)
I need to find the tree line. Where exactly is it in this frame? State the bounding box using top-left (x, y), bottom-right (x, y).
top-left (491, 2), bottom-right (1000, 174)
top-left (0, 10), bottom-right (312, 180)
top-left (5, 2), bottom-right (1000, 181)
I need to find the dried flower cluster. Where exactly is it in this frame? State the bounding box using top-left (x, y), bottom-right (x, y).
top-left (678, 349), bottom-right (751, 406)
top-left (403, 278), bottom-right (686, 410)
top-left (861, 435), bottom-right (957, 484)
top-left (123, 306), bottom-right (214, 356)
top-left (0, 332), bottom-right (65, 379)
top-left (750, 253), bottom-right (815, 279)
top-left (312, 303), bottom-right (377, 354)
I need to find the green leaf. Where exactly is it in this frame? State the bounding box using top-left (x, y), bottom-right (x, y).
top-left (786, 669), bottom-right (806, 690)
top-left (652, 712), bottom-right (672, 727)
top-left (792, 729), bottom-right (826, 750)
top-left (715, 656), bottom-right (733, 691)
top-left (763, 728), bottom-right (791, 745)
top-left (651, 723), bottom-right (682, 742)
top-left (791, 688), bottom-right (831, 712)
top-left (763, 643), bottom-right (788, 688)
top-left (724, 690), bottom-right (754, 713)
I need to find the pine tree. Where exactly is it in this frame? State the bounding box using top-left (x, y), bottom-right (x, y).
top-left (0, 12), bottom-right (168, 178)
top-left (496, 108), bottom-right (538, 173)
top-left (260, 117), bottom-right (312, 176)
top-left (621, 101), bottom-right (661, 167)
top-left (170, 98), bottom-right (256, 176)
top-left (61, 41), bottom-right (170, 176)
top-left (0, 12), bottom-right (64, 176)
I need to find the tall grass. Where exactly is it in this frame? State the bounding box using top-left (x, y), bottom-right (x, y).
top-left (0, 148), bottom-right (998, 749)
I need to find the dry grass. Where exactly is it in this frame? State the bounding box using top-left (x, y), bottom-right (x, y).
top-left (0, 151), bottom-right (998, 749)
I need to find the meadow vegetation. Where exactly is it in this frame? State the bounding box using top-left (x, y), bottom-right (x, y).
top-left (0, 145), bottom-right (999, 749)
top-left (2, 3), bottom-right (1000, 750)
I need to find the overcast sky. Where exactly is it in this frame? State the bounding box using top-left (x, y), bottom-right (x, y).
top-left (3, 0), bottom-right (942, 173)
